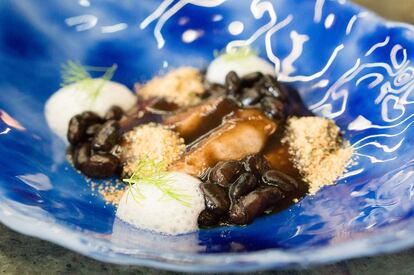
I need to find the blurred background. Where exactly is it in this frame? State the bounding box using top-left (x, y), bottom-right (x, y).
top-left (1, 0), bottom-right (414, 274)
top-left (355, 0), bottom-right (414, 24)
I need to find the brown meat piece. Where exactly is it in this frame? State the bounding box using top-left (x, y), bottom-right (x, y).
top-left (168, 109), bottom-right (277, 177)
top-left (163, 97), bottom-right (238, 143)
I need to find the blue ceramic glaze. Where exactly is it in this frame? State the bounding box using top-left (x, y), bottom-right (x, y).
top-left (1, 0), bottom-right (414, 272)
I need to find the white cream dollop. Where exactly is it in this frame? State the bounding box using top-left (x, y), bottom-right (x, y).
top-left (45, 79), bottom-right (137, 140)
top-left (116, 172), bottom-right (205, 235)
top-left (206, 54), bottom-right (275, 85)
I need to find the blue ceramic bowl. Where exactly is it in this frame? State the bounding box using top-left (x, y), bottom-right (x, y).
top-left (1, 0), bottom-right (414, 272)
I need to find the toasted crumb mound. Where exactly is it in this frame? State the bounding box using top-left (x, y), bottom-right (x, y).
top-left (121, 123), bottom-right (185, 177)
top-left (136, 67), bottom-right (205, 107)
top-left (282, 117), bottom-right (353, 194)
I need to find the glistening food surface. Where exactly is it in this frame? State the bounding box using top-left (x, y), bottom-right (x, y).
top-left (2, 0), bottom-right (414, 271)
top-left (45, 49), bottom-right (353, 235)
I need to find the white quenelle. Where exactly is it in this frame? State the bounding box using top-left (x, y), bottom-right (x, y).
top-left (45, 79), bottom-right (136, 141)
top-left (116, 172), bottom-right (205, 235)
top-left (206, 51), bottom-right (275, 85)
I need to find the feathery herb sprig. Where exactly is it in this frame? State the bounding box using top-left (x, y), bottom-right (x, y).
top-left (123, 157), bottom-right (192, 207)
top-left (60, 60), bottom-right (118, 101)
top-left (214, 46), bottom-right (259, 61)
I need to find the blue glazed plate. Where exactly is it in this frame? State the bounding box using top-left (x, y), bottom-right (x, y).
top-left (1, 0), bottom-right (414, 272)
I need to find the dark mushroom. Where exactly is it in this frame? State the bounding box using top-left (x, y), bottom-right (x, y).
top-left (104, 106), bottom-right (124, 121)
top-left (201, 182), bottom-right (230, 216)
top-left (198, 209), bottom-right (220, 227)
top-left (229, 186), bottom-right (284, 225)
top-left (91, 120), bottom-right (121, 152)
top-left (80, 153), bottom-right (119, 178)
top-left (229, 173), bottom-right (259, 201)
top-left (261, 74), bottom-right (288, 102)
top-left (225, 71), bottom-right (241, 96)
top-left (241, 72), bottom-right (263, 86)
top-left (239, 88), bottom-right (262, 106)
top-left (73, 142), bottom-right (91, 170)
top-left (67, 115), bottom-right (86, 145)
top-left (242, 154), bottom-right (270, 176)
top-left (262, 170), bottom-right (299, 192)
top-left (260, 96), bottom-right (286, 120)
top-left (209, 160), bottom-right (243, 188)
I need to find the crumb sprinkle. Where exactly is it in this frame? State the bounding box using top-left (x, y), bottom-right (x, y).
top-left (120, 123), bottom-right (185, 177)
top-left (282, 116), bottom-right (353, 194)
top-left (91, 180), bottom-right (125, 206)
top-left (136, 67), bottom-right (205, 107)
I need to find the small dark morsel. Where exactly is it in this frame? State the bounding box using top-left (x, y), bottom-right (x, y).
top-left (241, 72), bottom-right (263, 86)
top-left (85, 124), bottom-right (102, 137)
top-left (73, 143), bottom-right (91, 170)
top-left (104, 106), bottom-right (124, 121)
top-left (80, 111), bottom-right (102, 125)
top-left (229, 173), bottom-right (258, 201)
top-left (81, 153), bottom-right (119, 178)
top-left (204, 83), bottom-right (227, 98)
top-left (209, 160), bottom-right (243, 188)
top-left (229, 186), bottom-right (284, 225)
top-left (242, 154), bottom-right (270, 176)
top-left (67, 115), bottom-right (87, 145)
top-left (91, 120), bottom-right (121, 152)
top-left (225, 71), bottom-right (241, 95)
top-left (198, 209), bottom-right (220, 228)
top-left (240, 88), bottom-right (262, 106)
top-left (201, 183), bottom-right (230, 216)
top-left (260, 96), bottom-right (286, 120)
top-left (262, 74), bottom-right (287, 102)
top-left (262, 170), bottom-right (299, 192)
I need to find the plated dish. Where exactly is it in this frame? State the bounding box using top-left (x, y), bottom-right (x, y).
top-left (45, 53), bottom-right (353, 234)
top-left (1, 0), bottom-right (414, 272)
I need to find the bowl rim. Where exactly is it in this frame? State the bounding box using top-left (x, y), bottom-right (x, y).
top-left (2, 196), bottom-right (414, 272)
top-left (2, 0), bottom-right (414, 272)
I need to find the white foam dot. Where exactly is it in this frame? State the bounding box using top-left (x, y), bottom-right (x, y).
top-left (324, 13), bottom-right (335, 29)
top-left (212, 14), bottom-right (223, 22)
top-left (182, 29), bottom-right (203, 43)
top-left (79, 0), bottom-right (90, 7)
top-left (178, 17), bottom-right (189, 26)
top-left (228, 21), bottom-right (244, 35)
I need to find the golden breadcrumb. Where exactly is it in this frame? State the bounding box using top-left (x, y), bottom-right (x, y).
top-left (282, 116), bottom-right (353, 194)
top-left (120, 123), bottom-right (185, 177)
top-left (91, 180), bottom-right (125, 206)
top-left (136, 67), bottom-right (205, 107)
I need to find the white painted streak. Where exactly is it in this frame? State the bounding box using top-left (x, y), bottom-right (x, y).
top-left (139, 0), bottom-right (174, 29)
top-left (346, 15), bottom-right (357, 35)
top-left (65, 15), bottom-right (98, 31)
top-left (314, 0), bottom-right (325, 23)
top-left (101, 23), bottom-right (128, 33)
top-left (324, 13), bottom-right (335, 29)
top-left (265, 15), bottom-right (293, 75)
top-left (281, 31), bottom-right (309, 76)
top-left (226, 0), bottom-right (277, 52)
top-left (279, 44), bottom-right (345, 82)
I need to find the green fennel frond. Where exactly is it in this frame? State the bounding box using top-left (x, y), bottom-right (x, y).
top-left (122, 156), bottom-right (191, 207)
top-left (214, 46), bottom-right (259, 61)
top-left (60, 60), bottom-right (118, 102)
top-left (61, 60), bottom-right (91, 86)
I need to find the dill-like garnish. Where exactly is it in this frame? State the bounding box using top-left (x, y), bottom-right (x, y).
top-left (61, 60), bottom-right (91, 86)
top-left (214, 46), bottom-right (259, 61)
top-left (60, 60), bottom-right (118, 101)
top-left (122, 156), bottom-right (192, 207)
